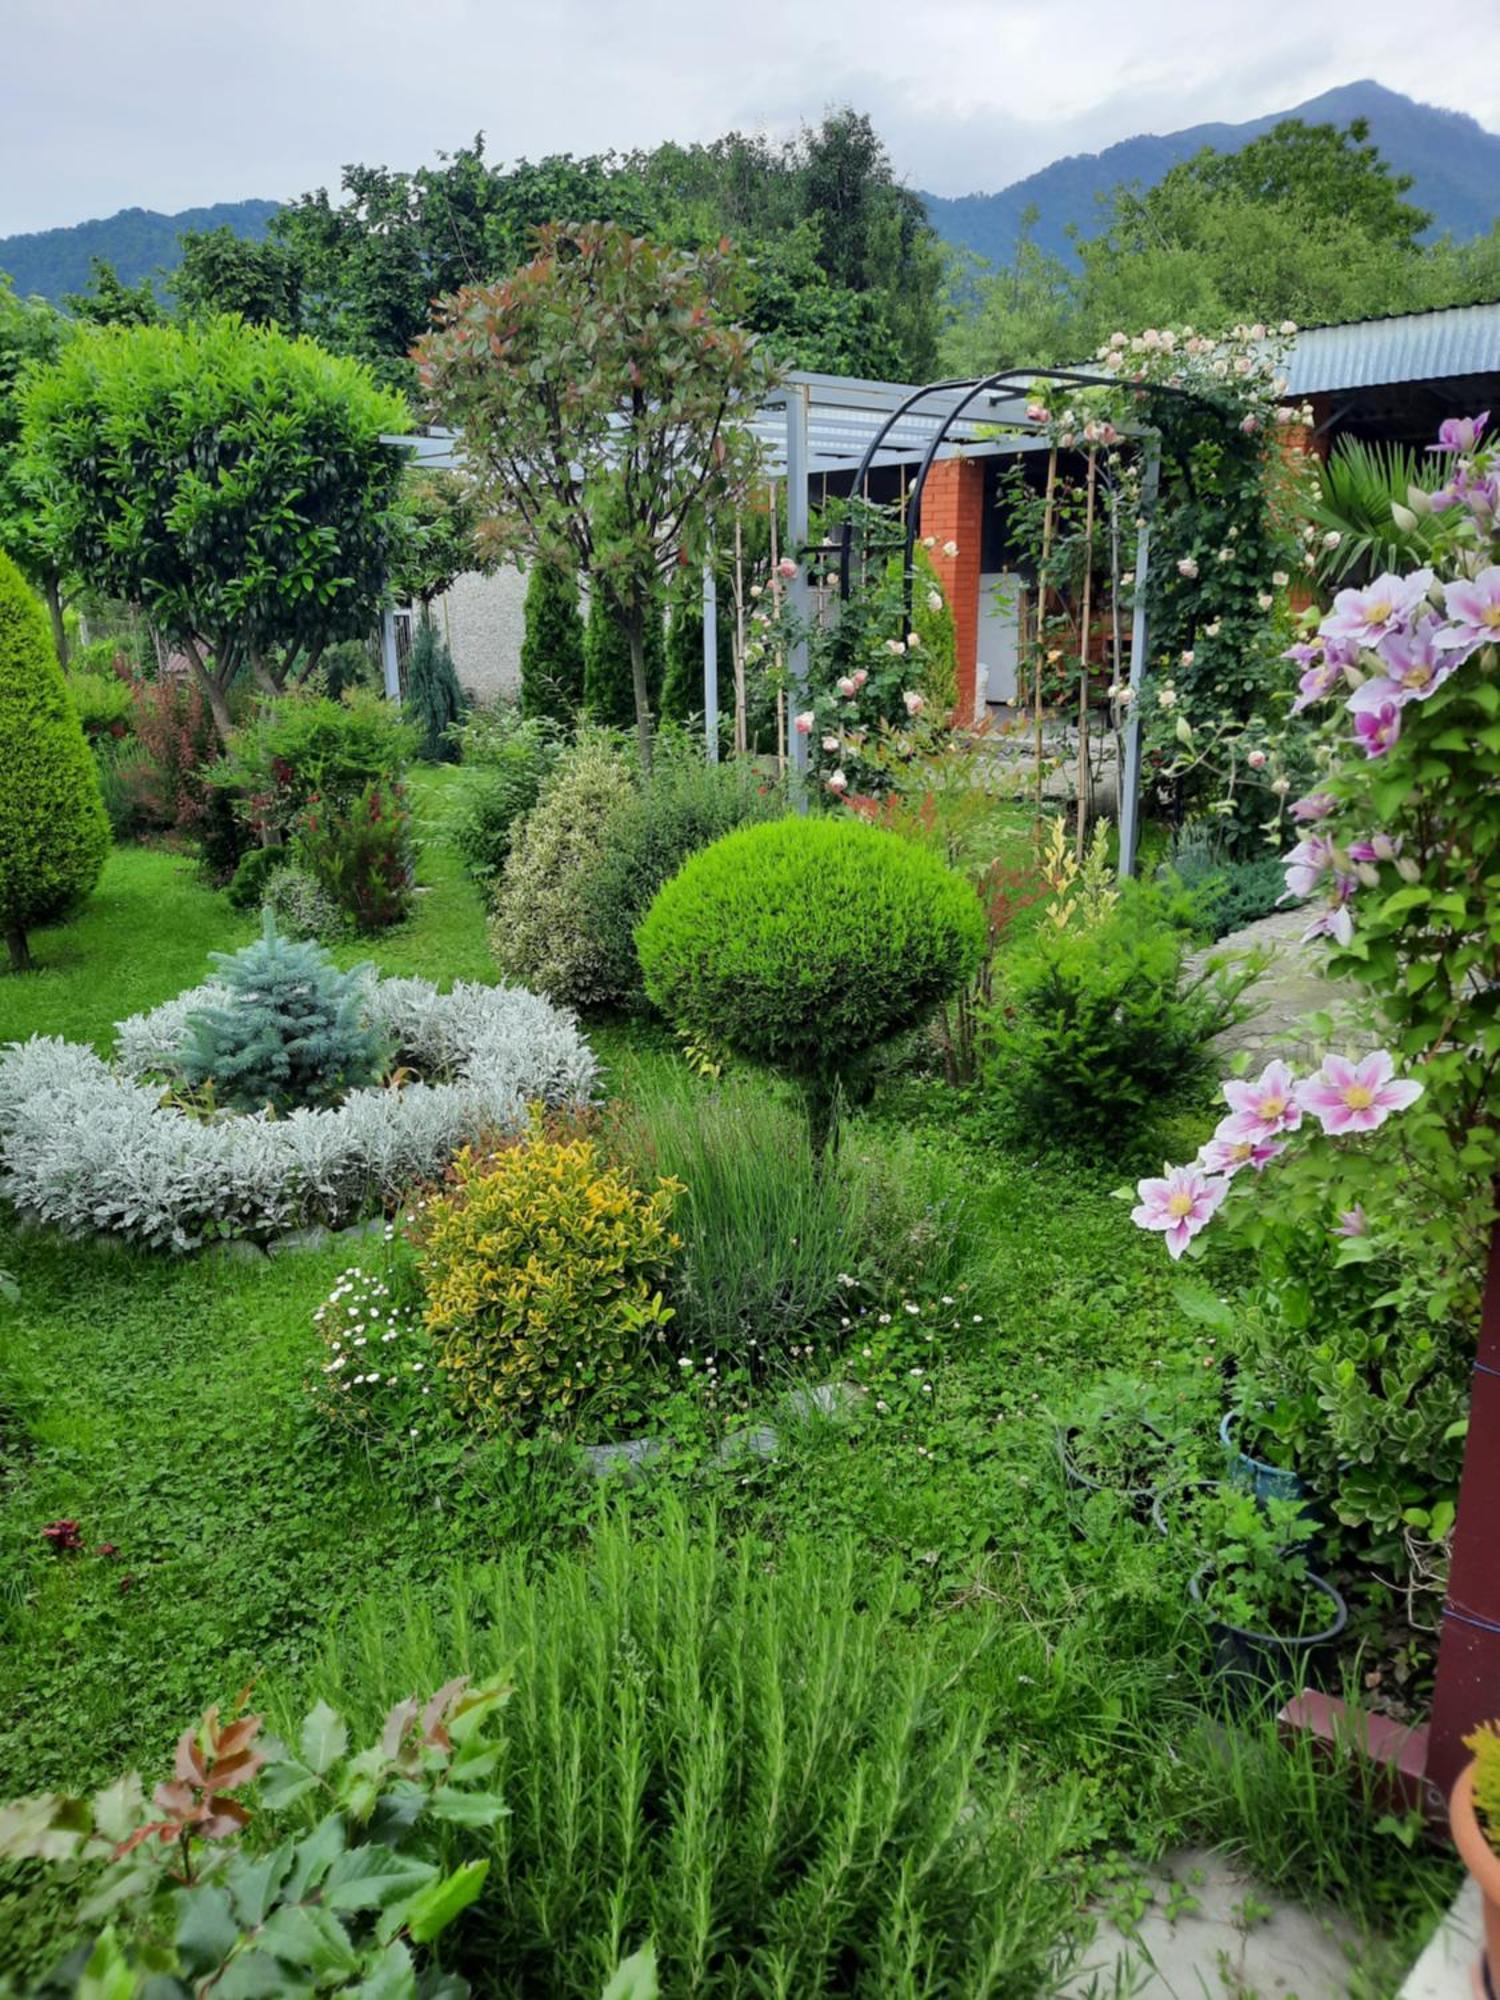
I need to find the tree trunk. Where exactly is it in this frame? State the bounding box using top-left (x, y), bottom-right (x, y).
top-left (44, 575), bottom-right (68, 670)
top-left (7, 925), bottom-right (32, 974)
top-left (626, 594), bottom-right (655, 777)
top-left (181, 636), bottom-right (237, 749)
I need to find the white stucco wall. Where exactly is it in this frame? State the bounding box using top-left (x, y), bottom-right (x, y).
top-left (429, 565), bottom-right (529, 704)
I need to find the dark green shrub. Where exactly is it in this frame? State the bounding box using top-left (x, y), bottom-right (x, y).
top-left (983, 882), bottom-right (1257, 1149)
top-left (519, 561), bottom-right (585, 725)
top-left (584, 581), bottom-right (663, 728)
top-left (226, 844), bottom-right (283, 910)
top-left (178, 910), bottom-right (383, 1111)
top-left (449, 713), bottom-right (562, 888)
top-left (637, 818), bottom-right (985, 1146)
top-left (1164, 828), bottom-right (1289, 941)
top-left (584, 751), bottom-right (781, 1011)
top-left (660, 568), bottom-right (731, 727)
top-left (310, 1516), bottom-right (1082, 1998)
top-left (0, 552), bottom-right (110, 972)
top-left (405, 619), bottom-right (466, 762)
top-left (65, 668), bottom-right (134, 742)
top-left (264, 864), bottom-right (348, 940)
top-left (295, 780), bottom-right (414, 933)
top-left (217, 691), bottom-right (415, 844)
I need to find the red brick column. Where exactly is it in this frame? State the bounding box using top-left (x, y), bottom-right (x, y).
top-left (920, 456), bottom-right (986, 721)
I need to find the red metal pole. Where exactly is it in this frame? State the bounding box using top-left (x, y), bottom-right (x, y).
top-left (1427, 1211), bottom-right (1500, 1799)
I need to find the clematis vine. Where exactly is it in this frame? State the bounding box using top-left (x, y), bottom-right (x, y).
top-left (1132, 1050), bottom-right (1423, 1258)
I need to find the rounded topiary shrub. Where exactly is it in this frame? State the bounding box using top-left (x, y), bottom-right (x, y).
top-left (637, 817), bottom-right (985, 1144)
top-left (0, 551), bottom-right (110, 971)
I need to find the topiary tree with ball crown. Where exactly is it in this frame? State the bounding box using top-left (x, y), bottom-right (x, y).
top-left (0, 548), bottom-right (109, 972)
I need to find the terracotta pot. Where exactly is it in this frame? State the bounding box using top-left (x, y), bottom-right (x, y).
top-left (1449, 1762), bottom-right (1500, 1994)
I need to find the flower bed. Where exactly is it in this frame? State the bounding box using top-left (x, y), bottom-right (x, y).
top-left (0, 977), bottom-right (595, 1251)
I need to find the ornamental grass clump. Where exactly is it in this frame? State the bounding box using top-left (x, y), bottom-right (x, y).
top-left (177, 910), bottom-right (384, 1113)
top-left (637, 817), bottom-right (985, 1150)
top-left (417, 1132), bottom-right (682, 1433)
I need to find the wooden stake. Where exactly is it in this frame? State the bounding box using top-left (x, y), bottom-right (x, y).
top-left (733, 508), bottom-right (748, 756)
top-left (1075, 449), bottom-right (1099, 862)
top-left (769, 492), bottom-right (786, 776)
top-left (1035, 448), bottom-right (1058, 830)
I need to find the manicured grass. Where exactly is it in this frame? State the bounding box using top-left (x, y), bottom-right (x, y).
top-left (0, 765), bottom-right (494, 1054)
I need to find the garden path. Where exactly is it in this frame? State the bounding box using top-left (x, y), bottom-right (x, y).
top-left (1061, 1848), bottom-right (1361, 1998)
top-left (1195, 905), bottom-right (1378, 1066)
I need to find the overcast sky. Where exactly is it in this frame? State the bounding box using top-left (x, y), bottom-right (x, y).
top-left (3, 0), bottom-right (1499, 238)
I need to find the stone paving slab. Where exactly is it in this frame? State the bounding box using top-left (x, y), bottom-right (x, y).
top-left (1192, 907), bottom-right (1379, 1067)
top-left (1060, 1849), bottom-right (1360, 1999)
top-left (1398, 1879), bottom-right (1482, 1999)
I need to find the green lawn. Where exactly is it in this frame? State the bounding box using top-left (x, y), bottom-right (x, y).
top-left (0, 787), bottom-right (1456, 1992)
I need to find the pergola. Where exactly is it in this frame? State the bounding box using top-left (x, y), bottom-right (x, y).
top-left (386, 366), bottom-right (1166, 872)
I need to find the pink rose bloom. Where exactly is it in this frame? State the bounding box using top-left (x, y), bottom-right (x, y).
top-left (794, 710), bottom-right (815, 735)
top-left (1247, 749), bottom-right (1267, 770)
top-left (825, 768), bottom-right (849, 795)
top-left (821, 733), bottom-right (840, 752)
top-left (836, 676), bottom-right (857, 698)
top-left (902, 690), bottom-right (925, 716)
top-left (1131, 1165), bottom-right (1228, 1259)
top-left (1295, 1050), bottom-right (1423, 1135)
top-left (851, 668), bottom-right (869, 689)
top-left (777, 557), bottom-right (799, 580)
top-left (1219, 1059), bottom-right (1303, 1142)
top-left (1026, 402), bottom-right (1050, 424)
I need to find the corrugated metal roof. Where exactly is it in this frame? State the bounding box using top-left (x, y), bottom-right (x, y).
top-left (1285, 302), bottom-right (1500, 396)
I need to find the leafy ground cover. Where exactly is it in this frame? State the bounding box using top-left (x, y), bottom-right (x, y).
top-left (0, 782), bottom-right (1457, 1993)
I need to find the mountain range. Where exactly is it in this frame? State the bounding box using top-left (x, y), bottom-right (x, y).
top-left (921, 80), bottom-right (1500, 268)
top-left (0, 200), bottom-right (280, 305)
top-left (2, 80), bottom-right (1497, 306)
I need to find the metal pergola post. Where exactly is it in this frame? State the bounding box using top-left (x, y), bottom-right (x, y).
top-left (701, 558), bottom-right (719, 763)
top-left (784, 378), bottom-right (812, 790)
top-left (380, 608), bottom-right (401, 703)
top-left (1117, 436), bottom-right (1161, 881)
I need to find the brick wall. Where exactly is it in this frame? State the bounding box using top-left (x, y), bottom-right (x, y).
top-left (920, 456), bottom-right (986, 720)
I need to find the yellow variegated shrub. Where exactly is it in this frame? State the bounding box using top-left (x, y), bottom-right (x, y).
top-left (418, 1134), bottom-right (682, 1431)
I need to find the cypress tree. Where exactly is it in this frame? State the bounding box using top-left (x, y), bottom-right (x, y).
top-left (0, 550), bottom-right (110, 972)
top-left (660, 569), bottom-right (733, 727)
top-left (406, 618), bottom-right (466, 761)
top-left (519, 561), bottom-right (586, 726)
top-left (584, 580), bottom-right (664, 731)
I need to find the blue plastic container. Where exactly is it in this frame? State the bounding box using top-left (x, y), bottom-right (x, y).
top-left (1219, 1411), bottom-right (1306, 1507)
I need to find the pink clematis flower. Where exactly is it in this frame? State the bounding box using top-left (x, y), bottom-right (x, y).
top-left (1376, 614), bottom-right (1463, 700)
top-left (1288, 653), bottom-right (1343, 715)
top-left (1131, 1165), bottom-right (1229, 1259)
top-left (1333, 1205), bottom-right (1369, 1237)
top-left (1197, 1131), bottom-right (1284, 1178)
top-left (1351, 696), bottom-right (1402, 759)
top-left (1321, 570), bottom-right (1434, 651)
top-left (1282, 835), bottom-right (1336, 901)
top-left (1295, 1051), bottom-right (1424, 1135)
top-left (1428, 413), bottom-right (1488, 454)
top-left (1219, 1059), bottom-right (1303, 1142)
top-left (1302, 879), bottom-right (1358, 948)
top-left (1438, 568), bottom-right (1500, 656)
top-left (1290, 792), bottom-right (1337, 822)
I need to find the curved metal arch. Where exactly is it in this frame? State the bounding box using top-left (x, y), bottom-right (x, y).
top-left (837, 362), bottom-right (1211, 605)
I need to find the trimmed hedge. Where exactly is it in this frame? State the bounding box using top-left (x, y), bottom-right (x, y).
top-left (0, 551), bottom-right (110, 972)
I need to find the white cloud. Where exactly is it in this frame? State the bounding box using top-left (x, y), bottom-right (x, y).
top-left (2, 0), bottom-right (1498, 235)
